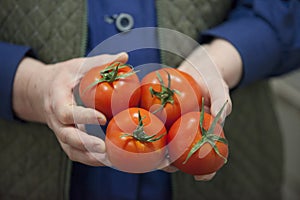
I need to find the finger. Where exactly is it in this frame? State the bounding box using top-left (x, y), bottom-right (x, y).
top-left (160, 165), bottom-right (179, 173)
top-left (194, 172), bottom-right (216, 181)
top-left (77, 124), bottom-right (86, 132)
top-left (55, 103), bottom-right (107, 125)
top-left (157, 158), bottom-right (179, 173)
top-left (78, 52), bottom-right (129, 75)
top-left (53, 124), bottom-right (106, 153)
top-left (178, 61), bottom-right (210, 104)
top-left (60, 142), bottom-right (109, 167)
top-left (181, 46), bottom-right (232, 121)
top-left (48, 78), bottom-right (107, 125)
top-left (73, 106), bottom-right (107, 125)
top-left (210, 79), bottom-right (232, 123)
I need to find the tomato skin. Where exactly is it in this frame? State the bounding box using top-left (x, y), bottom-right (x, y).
top-left (167, 111), bottom-right (228, 175)
top-left (105, 108), bottom-right (167, 173)
top-left (140, 68), bottom-right (202, 128)
top-left (79, 63), bottom-right (141, 120)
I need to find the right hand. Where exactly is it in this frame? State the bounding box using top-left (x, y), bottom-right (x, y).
top-left (13, 53), bottom-right (128, 166)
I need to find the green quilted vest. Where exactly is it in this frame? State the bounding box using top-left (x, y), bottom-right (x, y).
top-left (0, 0), bottom-right (283, 200)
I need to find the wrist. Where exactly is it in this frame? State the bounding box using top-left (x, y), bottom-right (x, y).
top-left (202, 38), bottom-right (242, 89)
top-left (13, 57), bottom-right (47, 123)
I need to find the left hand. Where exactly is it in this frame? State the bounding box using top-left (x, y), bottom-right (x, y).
top-left (161, 39), bottom-right (242, 181)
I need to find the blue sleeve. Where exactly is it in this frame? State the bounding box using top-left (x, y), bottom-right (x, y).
top-left (0, 42), bottom-right (31, 120)
top-left (201, 0), bottom-right (300, 87)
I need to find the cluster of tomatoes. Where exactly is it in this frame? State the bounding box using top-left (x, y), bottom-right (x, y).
top-left (79, 62), bottom-right (228, 175)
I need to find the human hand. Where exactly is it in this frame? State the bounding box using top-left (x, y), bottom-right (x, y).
top-left (13, 52), bottom-right (128, 166)
top-left (175, 39), bottom-right (242, 180)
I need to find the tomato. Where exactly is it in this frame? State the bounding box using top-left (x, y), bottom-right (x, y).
top-left (79, 62), bottom-right (141, 120)
top-left (105, 108), bottom-right (167, 173)
top-left (140, 67), bottom-right (202, 128)
top-left (167, 101), bottom-right (228, 175)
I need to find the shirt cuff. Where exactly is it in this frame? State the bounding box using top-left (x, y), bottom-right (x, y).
top-left (201, 17), bottom-right (281, 87)
top-left (0, 42), bottom-right (32, 120)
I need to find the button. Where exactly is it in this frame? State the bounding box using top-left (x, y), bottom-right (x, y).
top-left (115, 13), bottom-right (134, 32)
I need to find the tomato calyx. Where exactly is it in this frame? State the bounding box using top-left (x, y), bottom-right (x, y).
top-left (83, 62), bottom-right (138, 94)
top-left (183, 98), bottom-right (228, 164)
top-left (121, 110), bottom-right (166, 142)
top-left (149, 71), bottom-right (181, 113)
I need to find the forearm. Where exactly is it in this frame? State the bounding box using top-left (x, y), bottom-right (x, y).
top-left (0, 42), bottom-right (32, 120)
top-left (12, 57), bottom-right (47, 123)
top-left (201, 0), bottom-right (300, 86)
top-left (202, 38), bottom-right (242, 89)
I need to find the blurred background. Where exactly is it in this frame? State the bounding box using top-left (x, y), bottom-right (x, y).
top-left (270, 69), bottom-right (300, 200)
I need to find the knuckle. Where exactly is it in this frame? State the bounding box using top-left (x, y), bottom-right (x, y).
top-left (75, 137), bottom-right (85, 150)
top-left (43, 100), bottom-right (54, 128)
top-left (43, 96), bottom-right (52, 114)
top-left (59, 128), bottom-right (68, 144)
top-left (60, 128), bottom-right (86, 151)
top-left (58, 108), bottom-right (73, 124)
top-left (69, 58), bottom-right (84, 70)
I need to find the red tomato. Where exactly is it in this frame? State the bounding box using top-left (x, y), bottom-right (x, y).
top-left (140, 68), bottom-right (202, 128)
top-left (105, 108), bottom-right (167, 173)
top-left (167, 105), bottom-right (228, 175)
top-left (79, 62), bottom-right (141, 119)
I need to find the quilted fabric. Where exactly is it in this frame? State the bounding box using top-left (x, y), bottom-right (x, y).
top-left (0, 0), bottom-right (86, 63)
top-left (0, 0), bottom-right (284, 199)
top-left (155, 0), bottom-right (232, 66)
top-left (0, 0), bottom-right (85, 199)
top-left (155, 4), bottom-right (284, 198)
top-left (0, 122), bottom-right (71, 200)
top-left (172, 81), bottom-right (283, 200)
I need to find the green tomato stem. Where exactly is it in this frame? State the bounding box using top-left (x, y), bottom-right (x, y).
top-left (149, 70), bottom-right (181, 114)
top-left (120, 110), bottom-right (165, 143)
top-left (83, 62), bottom-right (138, 94)
top-left (183, 97), bottom-right (228, 164)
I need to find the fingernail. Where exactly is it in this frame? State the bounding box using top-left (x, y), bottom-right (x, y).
top-left (194, 176), bottom-right (210, 181)
top-left (93, 143), bottom-right (106, 153)
top-left (117, 52), bottom-right (127, 57)
top-left (116, 52), bottom-right (128, 60)
top-left (164, 166), bottom-right (178, 173)
top-left (194, 172), bottom-right (216, 181)
top-left (97, 117), bottom-right (107, 125)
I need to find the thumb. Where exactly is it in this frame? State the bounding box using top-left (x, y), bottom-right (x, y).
top-left (210, 81), bottom-right (232, 123)
top-left (78, 52), bottom-right (129, 75)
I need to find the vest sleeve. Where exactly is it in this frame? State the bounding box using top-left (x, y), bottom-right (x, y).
top-left (0, 42), bottom-right (32, 120)
top-left (200, 0), bottom-right (300, 87)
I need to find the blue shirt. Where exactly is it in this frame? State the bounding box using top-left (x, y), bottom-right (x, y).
top-left (1, 0), bottom-right (300, 199)
top-left (1, 0), bottom-right (300, 120)
top-left (2, 0), bottom-right (300, 118)
top-left (71, 1), bottom-right (172, 200)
